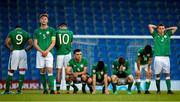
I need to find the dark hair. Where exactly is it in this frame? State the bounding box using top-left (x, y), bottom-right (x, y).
top-left (58, 23), bottom-right (67, 27)
top-left (157, 24), bottom-right (165, 28)
top-left (73, 49), bottom-right (81, 54)
top-left (15, 25), bottom-right (21, 28)
top-left (118, 57), bottom-right (125, 65)
top-left (144, 45), bottom-right (152, 54)
top-left (97, 61), bottom-right (104, 71)
top-left (39, 13), bottom-right (48, 18)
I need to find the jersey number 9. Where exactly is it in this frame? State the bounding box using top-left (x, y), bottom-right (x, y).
top-left (16, 34), bottom-right (23, 45)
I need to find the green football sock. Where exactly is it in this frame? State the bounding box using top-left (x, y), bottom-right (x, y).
top-left (5, 75), bottom-right (13, 91)
top-left (66, 81), bottom-right (70, 91)
top-left (48, 75), bottom-right (54, 90)
top-left (156, 80), bottom-right (160, 91)
top-left (41, 74), bottom-right (47, 91)
top-left (128, 82), bottom-right (133, 91)
top-left (111, 83), bottom-right (117, 92)
top-left (56, 82), bottom-right (61, 91)
top-left (18, 74), bottom-right (25, 91)
top-left (145, 81), bottom-right (151, 91)
top-left (136, 82), bottom-right (141, 91)
top-left (82, 83), bottom-right (86, 91)
top-left (166, 79), bottom-right (171, 90)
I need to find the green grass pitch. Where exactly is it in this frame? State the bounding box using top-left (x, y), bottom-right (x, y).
top-left (0, 90), bottom-right (180, 102)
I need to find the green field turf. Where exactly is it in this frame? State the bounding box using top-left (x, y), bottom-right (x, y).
top-left (0, 90), bottom-right (180, 102)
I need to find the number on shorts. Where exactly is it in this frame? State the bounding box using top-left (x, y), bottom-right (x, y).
top-left (59, 34), bottom-right (70, 44)
top-left (16, 34), bottom-right (23, 45)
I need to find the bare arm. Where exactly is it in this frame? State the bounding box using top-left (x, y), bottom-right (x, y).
top-left (148, 24), bottom-right (157, 34)
top-left (5, 37), bottom-right (13, 51)
top-left (148, 57), bottom-right (152, 71)
top-left (45, 39), bottom-right (56, 53)
top-left (66, 66), bottom-right (72, 75)
top-left (165, 26), bottom-right (178, 34)
top-left (137, 57), bottom-right (141, 71)
top-left (34, 39), bottom-right (44, 53)
top-left (92, 74), bottom-right (96, 93)
top-left (25, 39), bottom-right (33, 51)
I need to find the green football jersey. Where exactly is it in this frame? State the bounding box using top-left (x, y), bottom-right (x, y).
top-left (68, 58), bottom-right (88, 73)
top-left (112, 59), bottom-right (131, 77)
top-left (136, 48), bottom-right (154, 65)
top-left (152, 31), bottom-right (172, 56)
top-left (92, 63), bottom-right (108, 80)
top-left (34, 27), bottom-right (56, 53)
top-left (8, 28), bottom-right (31, 50)
top-left (56, 29), bottom-right (73, 55)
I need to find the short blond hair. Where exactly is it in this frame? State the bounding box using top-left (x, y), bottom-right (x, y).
top-left (39, 13), bottom-right (48, 18)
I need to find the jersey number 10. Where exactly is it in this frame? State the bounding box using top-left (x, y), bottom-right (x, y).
top-left (59, 34), bottom-right (70, 44)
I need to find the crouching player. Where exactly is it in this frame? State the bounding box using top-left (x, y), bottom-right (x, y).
top-left (89, 61), bottom-right (111, 94)
top-left (111, 57), bottom-right (134, 94)
top-left (65, 49), bottom-right (92, 94)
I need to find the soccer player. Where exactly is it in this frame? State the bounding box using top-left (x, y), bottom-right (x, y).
top-left (90, 61), bottom-right (111, 94)
top-left (66, 49), bottom-right (92, 94)
top-left (34, 13), bottom-right (56, 94)
top-left (135, 45), bottom-right (153, 94)
top-left (148, 24), bottom-right (177, 94)
top-left (111, 57), bottom-right (134, 95)
top-left (55, 23), bottom-right (73, 94)
top-left (2, 25), bottom-right (33, 94)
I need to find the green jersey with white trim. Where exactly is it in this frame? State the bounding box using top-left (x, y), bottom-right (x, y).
top-left (136, 48), bottom-right (154, 65)
top-left (8, 28), bottom-right (31, 50)
top-left (152, 31), bottom-right (172, 56)
top-left (112, 59), bottom-right (131, 77)
top-left (55, 29), bottom-right (73, 55)
top-left (68, 58), bottom-right (88, 73)
top-left (34, 27), bottom-right (56, 53)
top-left (92, 63), bottom-right (108, 80)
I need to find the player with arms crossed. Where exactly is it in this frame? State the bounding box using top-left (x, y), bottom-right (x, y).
top-left (34, 13), bottom-right (56, 94)
top-left (66, 49), bottom-right (92, 94)
top-left (148, 24), bottom-right (177, 94)
top-left (135, 45), bottom-right (153, 94)
top-left (2, 25), bottom-right (33, 94)
top-left (111, 57), bottom-right (134, 95)
top-left (55, 23), bottom-right (73, 94)
top-left (90, 61), bottom-right (111, 94)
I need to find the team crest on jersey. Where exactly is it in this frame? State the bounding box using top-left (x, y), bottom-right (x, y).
top-left (164, 35), bottom-right (167, 38)
top-left (93, 70), bottom-right (96, 73)
top-left (46, 31), bottom-right (50, 34)
top-left (39, 32), bottom-right (42, 35)
top-left (80, 64), bottom-right (83, 67)
top-left (101, 71), bottom-right (104, 75)
top-left (74, 65), bottom-right (76, 67)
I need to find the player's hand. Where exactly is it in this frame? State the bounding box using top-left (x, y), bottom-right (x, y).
top-left (73, 73), bottom-right (78, 78)
top-left (41, 51), bottom-right (48, 57)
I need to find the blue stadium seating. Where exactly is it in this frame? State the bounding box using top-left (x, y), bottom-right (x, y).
top-left (0, 0), bottom-right (179, 80)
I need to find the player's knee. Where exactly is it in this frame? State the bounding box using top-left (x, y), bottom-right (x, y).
top-left (128, 75), bottom-right (134, 82)
top-left (111, 75), bottom-right (117, 83)
top-left (81, 74), bottom-right (87, 81)
top-left (87, 78), bottom-right (92, 84)
top-left (107, 76), bottom-right (111, 83)
top-left (8, 70), bottom-right (14, 76)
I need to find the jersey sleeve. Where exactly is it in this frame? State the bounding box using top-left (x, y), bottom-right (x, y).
top-left (124, 61), bottom-right (131, 75)
top-left (112, 61), bottom-right (118, 75)
top-left (70, 31), bottom-right (73, 42)
top-left (152, 30), bottom-right (158, 38)
top-left (92, 64), bottom-right (96, 75)
top-left (83, 58), bottom-right (88, 67)
top-left (51, 28), bottom-right (56, 40)
top-left (67, 59), bottom-right (73, 68)
top-left (104, 64), bottom-right (108, 74)
top-left (7, 31), bottom-right (13, 38)
top-left (137, 49), bottom-right (143, 57)
top-left (166, 31), bottom-right (173, 37)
